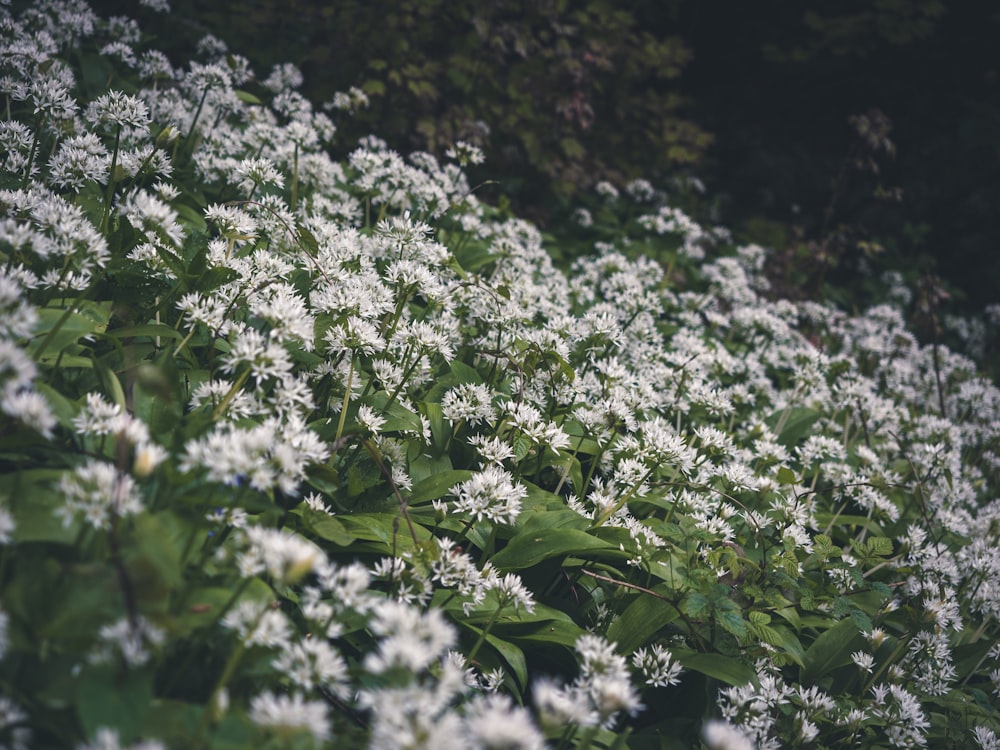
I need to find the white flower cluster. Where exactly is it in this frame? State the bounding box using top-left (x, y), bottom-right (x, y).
top-left (1, 1), bottom-right (999, 748)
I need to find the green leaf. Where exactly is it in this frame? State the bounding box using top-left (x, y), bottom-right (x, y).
top-left (715, 601), bottom-right (747, 638)
top-left (408, 470), bottom-right (473, 505)
top-left (607, 588), bottom-right (680, 653)
top-left (801, 617), bottom-right (866, 684)
top-left (512, 435), bottom-right (532, 462)
top-left (235, 89), bottom-right (262, 104)
top-left (767, 407), bottom-right (821, 447)
top-left (29, 302), bottom-right (111, 362)
top-left (449, 360), bottom-right (482, 384)
top-left (866, 536), bottom-right (894, 557)
top-left (175, 587), bottom-right (239, 634)
top-left (336, 512), bottom-right (430, 553)
top-left (491, 528), bottom-right (617, 570)
top-left (681, 591), bottom-right (711, 620)
top-left (775, 466), bottom-right (798, 484)
top-left (93, 356), bottom-right (127, 410)
top-left (76, 665), bottom-right (154, 743)
top-left (676, 652), bottom-right (757, 687)
top-left (496, 619), bottom-right (587, 649)
top-left (106, 323), bottom-right (182, 341)
top-left (123, 512), bottom-right (188, 609)
top-left (518, 509), bottom-right (590, 535)
top-left (298, 510), bottom-right (355, 546)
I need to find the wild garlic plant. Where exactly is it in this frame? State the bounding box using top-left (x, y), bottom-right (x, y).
top-left (0, 1), bottom-right (998, 749)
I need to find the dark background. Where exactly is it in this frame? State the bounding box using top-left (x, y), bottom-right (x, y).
top-left (97, 0), bottom-right (999, 310)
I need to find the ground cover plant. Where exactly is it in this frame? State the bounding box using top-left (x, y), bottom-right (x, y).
top-left (1, 2), bottom-right (1000, 748)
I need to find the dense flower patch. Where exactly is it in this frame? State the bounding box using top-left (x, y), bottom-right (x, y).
top-left (1, 2), bottom-right (999, 748)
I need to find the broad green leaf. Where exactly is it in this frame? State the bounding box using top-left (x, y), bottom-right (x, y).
top-left (490, 528), bottom-right (617, 570)
top-left (76, 665), bottom-right (154, 743)
top-left (408, 470), bottom-right (474, 505)
top-left (767, 407), bottom-right (821, 447)
top-left (124, 512), bottom-right (188, 608)
top-left (775, 466), bottom-right (798, 484)
top-left (35, 382), bottom-right (81, 430)
top-left (517, 509), bottom-right (590, 536)
top-left (449, 360), bottom-right (482, 384)
top-left (336, 512), bottom-right (430, 553)
top-left (175, 586), bottom-right (240, 634)
top-left (752, 623), bottom-right (806, 667)
top-left (715, 601), bottom-right (747, 638)
top-left (495, 620), bottom-right (587, 649)
top-left (681, 591), bottom-right (711, 620)
top-left (607, 588), bottom-right (680, 653)
top-left (512, 435), bottom-right (532, 462)
top-left (408, 452), bottom-right (455, 485)
top-left (106, 323), bottom-right (183, 341)
top-left (676, 652), bottom-right (757, 687)
top-left (93, 356), bottom-right (127, 410)
top-left (29, 303), bottom-right (111, 362)
top-left (297, 509), bottom-right (355, 547)
top-left (801, 617), bottom-right (866, 684)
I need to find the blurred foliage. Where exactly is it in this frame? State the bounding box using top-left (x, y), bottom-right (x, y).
top-left (763, 0), bottom-right (946, 61)
top-left (170, 0), bottom-right (712, 214)
top-left (138, 0), bottom-right (998, 309)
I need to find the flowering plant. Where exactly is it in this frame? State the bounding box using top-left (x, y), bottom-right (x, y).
top-left (0, 2), bottom-right (998, 749)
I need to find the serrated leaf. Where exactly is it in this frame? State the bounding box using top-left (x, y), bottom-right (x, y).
top-left (512, 435), bottom-right (532, 462)
top-left (681, 591), bottom-right (711, 620)
top-left (716, 604), bottom-right (747, 638)
top-left (867, 536), bottom-right (893, 557)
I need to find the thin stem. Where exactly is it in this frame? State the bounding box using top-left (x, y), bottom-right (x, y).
top-left (464, 604), bottom-right (505, 667)
top-left (100, 126), bottom-right (122, 234)
top-left (212, 367), bottom-right (251, 420)
top-left (335, 358), bottom-right (355, 442)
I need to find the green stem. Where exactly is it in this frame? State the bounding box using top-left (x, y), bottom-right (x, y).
top-left (212, 367), bottom-right (251, 420)
top-left (290, 143), bottom-right (299, 212)
top-left (464, 604), bottom-right (505, 667)
top-left (335, 358), bottom-right (355, 441)
top-left (100, 126), bottom-right (122, 234)
top-left (20, 127), bottom-right (40, 190)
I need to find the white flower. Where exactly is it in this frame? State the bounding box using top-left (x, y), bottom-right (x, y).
top-left (462, 693), bottom-right (545, 750)
top-left (450, 466), bottom-right (527, 525)
top-left (702, 719), bottom-right (755, 750)
top-left (56, 460), bottom-right (143, 530)
top-left (238, 527), bottom-right (322, 586)
top-left (272, 639), bottom-right (349, 696)
top-left (442, 382), bottom-right (496, 426)
top-left (364, 599), bottom-right (456, 674)
top-left (632, 644), bottom-right (683, 687)
top-left (85, 91), bottom-right (150, 131)
top-left (249, 690), bottom-right (330, 744)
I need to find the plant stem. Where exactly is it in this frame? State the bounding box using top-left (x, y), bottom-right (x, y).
top-left (100, 126), bottom-right (122, 234)
top-left (335, 358), bottom-right (355, 441)
top-left (212, 366), bottom-right (251, 420)
top-left (464, 605), bottom-right (505, 667)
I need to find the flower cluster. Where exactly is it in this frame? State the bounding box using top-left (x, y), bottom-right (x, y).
top-left (0, 1), bottom-right (998, 749)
